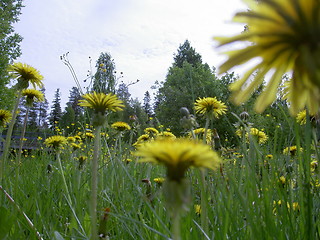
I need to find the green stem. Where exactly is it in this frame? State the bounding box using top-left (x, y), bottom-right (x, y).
top-left (199, 169), bottom-right (209, 237)
top-left (203, 117), bottom-right (210, 144)
top-left (172, 210), bottom-right (181, 240)
top-left (90, 126), bottom-right (101, 240)
top-left (17, 106), bottom-right (30, 167)
top-left (57, 152), bottom-right (72, 204)
top-left (1, 90), bottom-right (22, 181)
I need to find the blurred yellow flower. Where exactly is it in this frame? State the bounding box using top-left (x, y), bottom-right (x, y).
top-left (215, 0), bottom-right (320, 115)
top-left (283, 145), bottom-right (303, 156)
top-left (195, 97), bottom-right (227, 119)
top-left (22, 89), bottom-right (44, 106)
top-left (189, 128), bottom-right (212, 144)
top-left (194, 204), bottom-right (201, 215)
top-left (154, 177), bottom-right (165, 184)
top-left (246, 128), bottom-right (268, 144)
top-left (111, 121), bottom-right (131, 131)
top-left (8, 62), bottom-right (44, 90)
top-left (296, 109), bottom-right (307, 125)
top-left (44, 135), bottom-right (67, 150)
top-left (144, 127), bottom-right (159, 135)
top-left (135, 138), bottom-right (221, 182)
top-left (157, 131), bottom-right (176, 139)
top-left (0, 109), bottom-right (12, 127)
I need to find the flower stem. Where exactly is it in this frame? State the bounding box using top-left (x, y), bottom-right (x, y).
top-left (172, 210), bottom-right (181, 240)
top-left (57, 152), bottom-right (72, 204)
top-left (1, 91), bottom-right (22, 181)
top-left (17, 106), bottom-right (30, 167)
top-left (199, 169), bottom-right (209, 236)
top-left (90, 126), bottom-right (102, 240)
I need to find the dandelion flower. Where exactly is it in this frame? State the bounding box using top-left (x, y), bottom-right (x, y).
top-left (215, 0), bottom-right (320, 115)
top-left (144, 127), bottom-right (159, 135)
top-left (283, 145), bottom-right (303, 156)
top-left (135, 138), bottom-right (221, 182)
top-left (0, 109), bottom-right (12, 127)
top-left (195, 97), bottom-right (227, 119)
top-left (79, 91), bottom-right (124, 126)
top-left (154, 177), bottom-right (165, 185)
top-left (194, 204), bottom-right (201, 215)
top-left (111, 121), bottom-right (131, 131)
top-left (246, 128), bottom-right (268, 144)
top-left (189, 128), bottom-right (212, 143)
top-left (8, 62), bottom-right (44, 90)
top-left (157, 131), bottom-right (176, 139)
top-left (79, 91), bottom-right (124, 113)
top-left (44, 135), bottom-right (67, 151)
top-left (22, 89), bottom-right (44, 106)
top-left (133, 134), bottom-right (151, 147)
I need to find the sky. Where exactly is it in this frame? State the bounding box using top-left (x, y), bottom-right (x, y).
top-left (14, 0), bottom-right (247, 108)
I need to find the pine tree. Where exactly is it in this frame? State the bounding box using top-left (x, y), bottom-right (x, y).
top-left (48, 88), bottom-right (62, 130)
top-left (60, 87), bottom-right (83, 133)
top-left (143, 91), bottom-right (152, 118)
top-left (37, 87), bottom-right (49, 129)
top-left (173, 39), bottom-right (202, 68)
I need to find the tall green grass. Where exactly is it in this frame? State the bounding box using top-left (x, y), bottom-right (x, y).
top-left (0, 118), bottom-right (319, 239)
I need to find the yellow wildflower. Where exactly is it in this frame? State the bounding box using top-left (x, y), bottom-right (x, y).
top-left (215, 0), bottom-right (320, 115)
top-left (135, 138), bottom-right (221, 182)
top-left (195, 97), bottom-right (227, 119)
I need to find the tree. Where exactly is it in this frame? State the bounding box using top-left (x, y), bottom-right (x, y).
top-left (173, 39), bottom-right (202, 68)
top-left (36, 87), bottom-right (49, 129)
top-left (92, 52), bottom-right (117, 93)
top-left (60, 87), bottom-right (83, 133)
top-left (0, 0), bottom-right (23, 110)
top-left (48, 88), bottom-right (62, 130)
top-left (143, 91), bottom-right (153, 118)
top-left (154, 59), bottom-right (218, 135)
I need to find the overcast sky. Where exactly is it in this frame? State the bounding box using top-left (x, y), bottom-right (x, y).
top-left (14, 0), bottom-right (247, 107)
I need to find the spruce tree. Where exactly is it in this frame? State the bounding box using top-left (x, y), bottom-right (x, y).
top-left (48, 88), bottom-right (62, 130)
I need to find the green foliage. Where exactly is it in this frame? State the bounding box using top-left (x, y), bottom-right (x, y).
top-left (60, 87), bottom-right (84, 134)
top-left (92, 52), bottom-right (116, 93)
top-left (173, 39), bottom-right (202, 68)
top-left (1, 119), bottom-right (319, 239)
top-left (0, 0), bottom-right (23, 110)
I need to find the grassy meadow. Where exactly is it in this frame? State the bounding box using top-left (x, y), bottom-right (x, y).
top-left (0, 110), bottom-right (319, 239)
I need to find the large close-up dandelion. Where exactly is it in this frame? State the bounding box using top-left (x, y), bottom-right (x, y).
top-left (195, 97), bottom-right (227, 119)
top-left (216, 0), bottom-right (320, 115)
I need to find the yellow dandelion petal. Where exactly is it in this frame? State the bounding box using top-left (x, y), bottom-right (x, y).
top-left (111, 121), bottom-right (131, 131)
top-left (78, 91), bottom-right (124, 113)
top-left (8, 62), bottom-right (44, 90)
top-left (195, 97), bottom-right (227, 119)
top-left (135, 138), bottom-right (221, 182)
top-left (44, 135), bottom-right (67, 150)
top-left (0, 109), bottom-right (12, 127)
top-left (144, 127), bottom-right (159, 135)
top-left (215, 0), bottom-right (320, 115)
top-left (22, 89), bottom-right (44, 106)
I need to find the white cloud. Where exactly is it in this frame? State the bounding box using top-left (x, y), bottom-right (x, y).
top-left (15, 0), bottom-right (247, 107)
